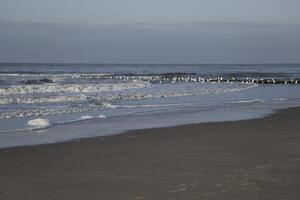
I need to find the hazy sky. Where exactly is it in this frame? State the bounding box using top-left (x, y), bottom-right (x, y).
top-left (0, 0), bottom-right (299, 25)
top-left (0, 0), bottom-right (299, 63)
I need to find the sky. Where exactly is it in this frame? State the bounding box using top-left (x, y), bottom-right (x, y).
top-left (0, 0), bottom-right (299, 25)
top-left (0, 0), bottom-right (300, 63)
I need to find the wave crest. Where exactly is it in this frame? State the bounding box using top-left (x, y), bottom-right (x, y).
top-left (0, 80), bottom-right (149, 95)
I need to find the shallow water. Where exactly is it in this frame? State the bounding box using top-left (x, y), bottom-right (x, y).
top-left (0, 63), bottom-right (300, 148)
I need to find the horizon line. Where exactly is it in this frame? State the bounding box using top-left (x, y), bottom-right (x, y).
top-left (1, 62), bottom-right (300, 65)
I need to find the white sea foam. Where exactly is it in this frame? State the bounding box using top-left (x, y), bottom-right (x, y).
top-left (0, 82), bottom-right (257, 119)
top-left (98, 114), bottom-right (106, 119)
top-left (79, 115), bottom-right (93, 120)
top-left (0, 82), bottom-right (258, 119)
top-left (0, 102), bottom-right (118, 119)
top-left (273, 98), bottom-right (286, 101)
top-left (120, 103), bottom-right (191, 108)
top-left (227, 99), bottom-right (263, 104)
top-left (27, 118), bottom-right (51, 127)
top-left (0, 81), bottom-right (149, 95)
top-left (99, 102), bottom-right (120, 109)
top-left (0, 73), bottom-right (112, 78)
top-left (0, 95), bottom-right (87, 105)
top-left (0, 83), bottom-right (255, 105)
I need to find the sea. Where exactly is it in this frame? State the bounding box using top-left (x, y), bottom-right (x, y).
top-left (0, 63), bottom-right (300, 148)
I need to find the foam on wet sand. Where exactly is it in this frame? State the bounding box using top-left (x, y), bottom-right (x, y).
top-left (27, 118), bottom-right (51, 128)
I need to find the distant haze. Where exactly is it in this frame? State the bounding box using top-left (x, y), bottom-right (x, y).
top-left (1, 0), bottom-right (299, 25)
top-left (0, 0), bottom-right (299, 63)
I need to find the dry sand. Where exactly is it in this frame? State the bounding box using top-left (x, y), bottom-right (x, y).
top-left (1, 107), bottom-right (300, 200)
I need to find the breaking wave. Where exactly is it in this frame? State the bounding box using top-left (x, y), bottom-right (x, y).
top-left (0, 80), bottom-right (149, 96)
top-left (0, 82), bottom-right (256, 105)
top-left (0, 82), bottom-right (257, 119)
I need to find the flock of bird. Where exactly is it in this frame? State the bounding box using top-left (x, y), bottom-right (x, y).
top-left (105, 75), bottom-right (300, 85)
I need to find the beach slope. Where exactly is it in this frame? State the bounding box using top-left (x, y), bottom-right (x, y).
top-left (1, 107), bottom-right (300, 200)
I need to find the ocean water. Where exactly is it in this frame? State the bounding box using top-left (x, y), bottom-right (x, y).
top-left (0, 63), bottom-right (300, 148)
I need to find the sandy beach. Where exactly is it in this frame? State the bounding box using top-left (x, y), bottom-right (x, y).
top-left (1, 107), bottom-right (300, 200)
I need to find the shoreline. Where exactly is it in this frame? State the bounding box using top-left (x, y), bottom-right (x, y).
top-left (1, 107), bottom-right (300, 199)
top-left (0, 106), bottom-right (276, 150)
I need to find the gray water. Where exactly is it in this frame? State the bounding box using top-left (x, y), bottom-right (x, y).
top-left (0, 63), bottom-right (300, 148)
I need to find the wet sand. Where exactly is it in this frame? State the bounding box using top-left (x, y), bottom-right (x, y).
top-left (1, 107), bottom-right (300, 200)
